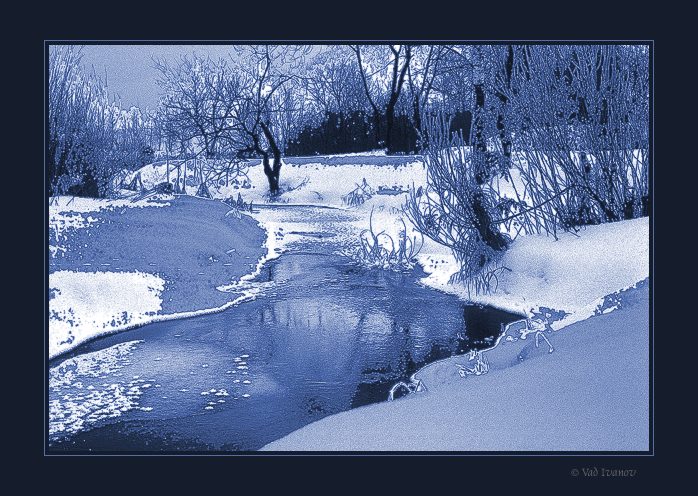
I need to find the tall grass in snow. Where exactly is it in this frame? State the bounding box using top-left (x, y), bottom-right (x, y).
top-left (343, 208), bottom-right (423, 271)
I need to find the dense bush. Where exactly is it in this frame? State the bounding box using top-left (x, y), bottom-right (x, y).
top-left (48, 46), bottom-right (155, 198)
top-left (405, 113), bottom-right (513, 294)
top-left (405, 45), bottom-right (649, 294)
top-left (503, 45), bottom-right (649, 230)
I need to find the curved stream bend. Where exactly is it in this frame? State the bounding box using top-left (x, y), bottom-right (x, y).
top-left (48, 206), bottom-right (521, 451)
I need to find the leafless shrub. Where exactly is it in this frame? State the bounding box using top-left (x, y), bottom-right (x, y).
top-left (342, 178), bottom-right (374, 207)
top-left (224, 193), bottom-right (253, 217)
top-left (509, 45), bottom-right (649, 228)
top-left (342, 208), bottom-right (423, 271)
top-left (405, 113), bottom-right (513, 291)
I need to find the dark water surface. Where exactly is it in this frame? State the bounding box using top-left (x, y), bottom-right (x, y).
top-left (48, 208), bottom-right (521, 452)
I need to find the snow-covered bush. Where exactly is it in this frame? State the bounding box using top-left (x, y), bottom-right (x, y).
top-left (405, 113), bottom-right (513, 292)
top-left (505, 45), bottom-right (649, 227)
top-left (49, 46), bottom-right (155, 198)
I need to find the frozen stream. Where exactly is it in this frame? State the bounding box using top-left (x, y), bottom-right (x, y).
top-left (48, 206), bottom-right (521, 451)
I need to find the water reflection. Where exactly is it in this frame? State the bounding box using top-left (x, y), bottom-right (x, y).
top-left (49, 252), bottom-right (521, 451)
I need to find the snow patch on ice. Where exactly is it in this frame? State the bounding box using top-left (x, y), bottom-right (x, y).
top-left (49, 195), bottom-right (171, 214)
top-left (49, 340), bottom-right (144, 439)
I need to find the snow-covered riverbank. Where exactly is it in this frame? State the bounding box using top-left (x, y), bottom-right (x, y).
top-left (48, 195), bottom-right (266, 359)
top-left (50, 155), bottom-right (649, 451)
top-left (263, 280), bottom-right (649, 451)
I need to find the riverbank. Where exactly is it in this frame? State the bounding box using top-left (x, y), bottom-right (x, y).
top-left (78, 156), bottom-right (650, 451)
top-left (48, 195), bottom-right (266, 359)
top-left (260, 211), bottom-right (650, 451)
top-left (262, 280), bottom-right (649, 451)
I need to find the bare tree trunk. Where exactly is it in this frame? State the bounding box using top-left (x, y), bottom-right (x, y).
top-left (385, 104), bottom-right (396, 152)
top-left (470, 47), bottom-right (509, 255)
top-left (412, 95), bottom-right (422, 136)
top-left (259, 122), bottom-right (282, 195)
top-left (385, 45), bottom-right (412, 154)
top-left (495, 45), bottom-right (514, 165)
top-left (473, 82), bottom-right (487, 182)
top-left (472, 46), bottom-right (487, 161)
top-left (373, 110), bottom-right (382, 146)
top-left (353, 46), bottom-right (383, 148)
top-left (175, 164), bottom-right (181, 193)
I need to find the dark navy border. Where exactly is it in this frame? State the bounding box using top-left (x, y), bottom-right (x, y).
top-left (42, 40), bottom-right (655, 464)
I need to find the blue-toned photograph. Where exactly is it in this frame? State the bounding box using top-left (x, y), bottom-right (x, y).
top-left (46, 42), bottom-right (651, 453)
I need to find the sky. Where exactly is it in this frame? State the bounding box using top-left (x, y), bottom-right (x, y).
top-left (75, 45), bottom-right (241, 110)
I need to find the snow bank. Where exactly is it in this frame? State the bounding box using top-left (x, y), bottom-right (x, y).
top-left (323, 149), bottom-right (388, 157)
top-left (417, 216), bottom-right (649, 320)
top-left (49, 271), bottom-right (165, 359)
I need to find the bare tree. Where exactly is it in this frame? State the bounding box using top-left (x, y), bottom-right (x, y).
top-left (155, 54), bottom-right (248, 194)
top-left (405, 45), bottom-right (448, 139)
top-left (229, 45), bottom-right (311, 195)
top-left (416, 45), bottom-right (475, 118)
top-left (305, 49), bottom-right (366, 116)
top-left (269, 82), bottom-right (309, 153)
top-left (350, 45), bottom-right (412, 153)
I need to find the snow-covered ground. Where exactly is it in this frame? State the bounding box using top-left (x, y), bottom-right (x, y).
top-left (49, 270), bottom-right (164, 359)
top-left (49, 197), bottom-right (171, 358)
top-left (122, 154), bottom-right (430, 276)
top-left (124, 155), bottom-right (426, 207)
